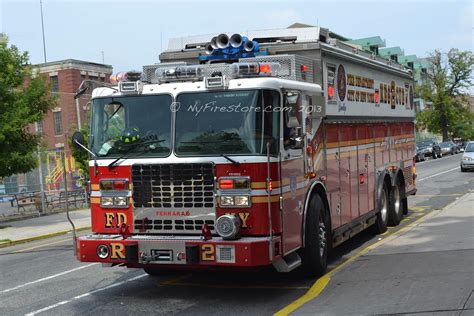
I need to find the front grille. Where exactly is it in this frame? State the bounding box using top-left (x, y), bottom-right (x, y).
top-left (134, 219), bottom-right (215, 232)
top-left (131, 163), bottom-right (215, 208)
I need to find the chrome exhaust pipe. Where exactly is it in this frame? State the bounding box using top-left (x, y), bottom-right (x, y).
top-left (205, 43), bottom-right (214, 55)
top-left (243, 40), bottom-right (255, 52)
top-left (210, 36), bottom-right (218, 49)
top-left (229, 33), bottom-right (243, 48)
top-left (216, 33), bottom-right (229, 49)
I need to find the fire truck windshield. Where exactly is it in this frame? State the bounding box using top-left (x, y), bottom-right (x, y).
top-left (91, 94), bottom-right (172, 158)
top-left (175, 89), bottom-right (280, 156)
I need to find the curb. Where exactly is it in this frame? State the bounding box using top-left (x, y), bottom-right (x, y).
top-left (0, 226), bottom-right (91, 249)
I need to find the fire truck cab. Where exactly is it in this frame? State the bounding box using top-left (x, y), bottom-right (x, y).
top-left (73, 26), bottom-right (416, 276)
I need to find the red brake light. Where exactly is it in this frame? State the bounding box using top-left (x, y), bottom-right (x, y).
top-left (219, 179), bottom-right (234, 189)
top-left (328, 85), bottom-right (334, 98)
top-left (359, 174), bottom-right (365, 184)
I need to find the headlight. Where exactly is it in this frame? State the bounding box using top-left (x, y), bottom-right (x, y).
top-left (220, 196), bottom-right (235, 206)
top-left (101, 196), bottom-right (129, 208)
top-left (463, 156), bottom-right (473, 161)
top-left (219, 195), bottom-right (250, 207)
top-left (114, 196), bottom-right (129, 206)
top-left (215, 214), bottom-right (242, 240)
top-left (234, 196), bottom-right (249, 206)
top-left (100, 197), bottom-right (114, 207)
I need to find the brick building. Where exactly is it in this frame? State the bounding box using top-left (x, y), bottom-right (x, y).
top-left (35, 59), bottom-right (113, 149)
top-left (3, 59), bottom-right (113, 194)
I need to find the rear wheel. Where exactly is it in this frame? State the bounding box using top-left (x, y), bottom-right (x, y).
top-left (301, 194), bottom-right (329, 277)
top-left (388, 180), bottom-right (404, 226)
top-left (370, 181), bottom-right (389, 234)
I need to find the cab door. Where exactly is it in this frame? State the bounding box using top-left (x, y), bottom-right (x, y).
top-left (280, 90), bottom-right (306, 254)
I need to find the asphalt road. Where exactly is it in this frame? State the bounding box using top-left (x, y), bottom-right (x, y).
top-left (0, 153), bottom-right (472, 316)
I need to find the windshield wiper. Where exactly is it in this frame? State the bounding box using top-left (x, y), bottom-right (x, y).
top-left (108, 139), bottom-right (165, 169)
top-left (221, 154), bottom-right (240, 165)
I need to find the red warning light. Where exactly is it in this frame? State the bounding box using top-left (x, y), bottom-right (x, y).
top-left (300, 64), bottom-right (309, 73)
top-left (375, 89), bottom-right (379, 103)
top-left (328, 85), bottom-right (334, 98)
top-left (359, 173), bottom-right (365, 184)
top-left (259, 64), bottom-right (272, 73)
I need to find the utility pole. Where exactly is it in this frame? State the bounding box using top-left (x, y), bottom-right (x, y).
top-left (35, 123), bottom-right (46, 215)
top-left (40, 0), bottom-right (47, 63)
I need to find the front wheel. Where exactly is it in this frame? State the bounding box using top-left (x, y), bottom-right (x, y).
top-left (143, 267), bottom-right (177, 276)
top-left (461, 166), bottom-right (466, 172)
top-left (300, 194), bottom-right (329, 277)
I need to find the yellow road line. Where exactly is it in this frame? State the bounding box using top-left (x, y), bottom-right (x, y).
top-left (274, 209), bottom-right (438, 316)
top-left (12, 238), bottom-right (71, 253)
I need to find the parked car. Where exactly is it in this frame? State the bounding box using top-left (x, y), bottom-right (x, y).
top-left (416, 140), bottom-right (442, 159)
top-left (461, 141), bottom-right (474, 172)
top-left (415, 146), bottom-right (426, 162)
top-left (460, 141), bottom-right (470, 152)
top-left (440, 141), bottom-right (460, 155)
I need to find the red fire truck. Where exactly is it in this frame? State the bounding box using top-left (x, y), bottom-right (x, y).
top-left (72, 26), bottom-right (416, 276)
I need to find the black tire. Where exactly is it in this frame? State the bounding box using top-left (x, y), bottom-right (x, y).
top-left (370, 181), bottom-right (389, 234)
top-left (300, 194), bottom-right (329, 277)
top-left (438, 152), bottom-right (443, 158)
top-left (433, 153), bottom-right (437, 159)
top-left (143, 267), bottom-right (176, 276)
top-left (461, 166), bottom-right (466, 172)
top-left (388, 180), bottom-right (404, 226)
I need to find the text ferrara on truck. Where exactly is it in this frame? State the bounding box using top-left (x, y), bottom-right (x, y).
top-left (71, 26), bottom-right (417, 276)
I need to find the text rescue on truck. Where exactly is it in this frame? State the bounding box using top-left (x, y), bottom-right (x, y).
top-left (71, 27), bottom-right (417, 276)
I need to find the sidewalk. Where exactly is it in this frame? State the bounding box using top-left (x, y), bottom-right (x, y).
top-left (295, 192), bottom-right (474, 315)
top-left (0, 208), bottom-right (91, 247)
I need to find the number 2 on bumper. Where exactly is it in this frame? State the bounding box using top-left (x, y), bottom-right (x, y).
top-left (201, 244), bottom-right (215, 261)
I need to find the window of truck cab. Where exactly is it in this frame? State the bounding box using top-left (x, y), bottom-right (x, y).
top-left (90, 94), bottom-right (173, 158)
top-left (174, 89), bottom-right (280, 156)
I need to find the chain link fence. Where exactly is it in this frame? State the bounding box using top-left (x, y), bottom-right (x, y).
top-left (0, 149), bottom-right (89, 220)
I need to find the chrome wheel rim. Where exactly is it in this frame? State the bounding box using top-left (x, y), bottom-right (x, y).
top-left (381, 190), bottom-right (388, 223)
top-left (393, 185), bottom-right (401, 216)
top-left (319, 220), bottom-right (326, 257)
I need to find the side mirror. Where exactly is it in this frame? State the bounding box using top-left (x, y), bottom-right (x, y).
top-left (290, 136), bottom-right (303, 149)
top-left (290, 127), bottom-right (303, 149)
top-left (71, 131), bottom-right (85, 149)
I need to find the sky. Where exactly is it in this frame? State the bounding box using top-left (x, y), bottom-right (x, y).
top-left (0, 0), bottom-right (472, 72)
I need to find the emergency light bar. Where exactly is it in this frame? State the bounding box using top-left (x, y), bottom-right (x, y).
top-left (155, 65), bottom-right (204, 82)
top-left (231, 62), bottom-right (281, 77)
top-left (110, 71), bottom-right (142, 84)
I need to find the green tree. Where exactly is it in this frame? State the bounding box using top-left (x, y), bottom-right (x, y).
top-left (416, 49), bottom-right (474, 141)
top-left (0, 34), bottom-right (56, 177)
